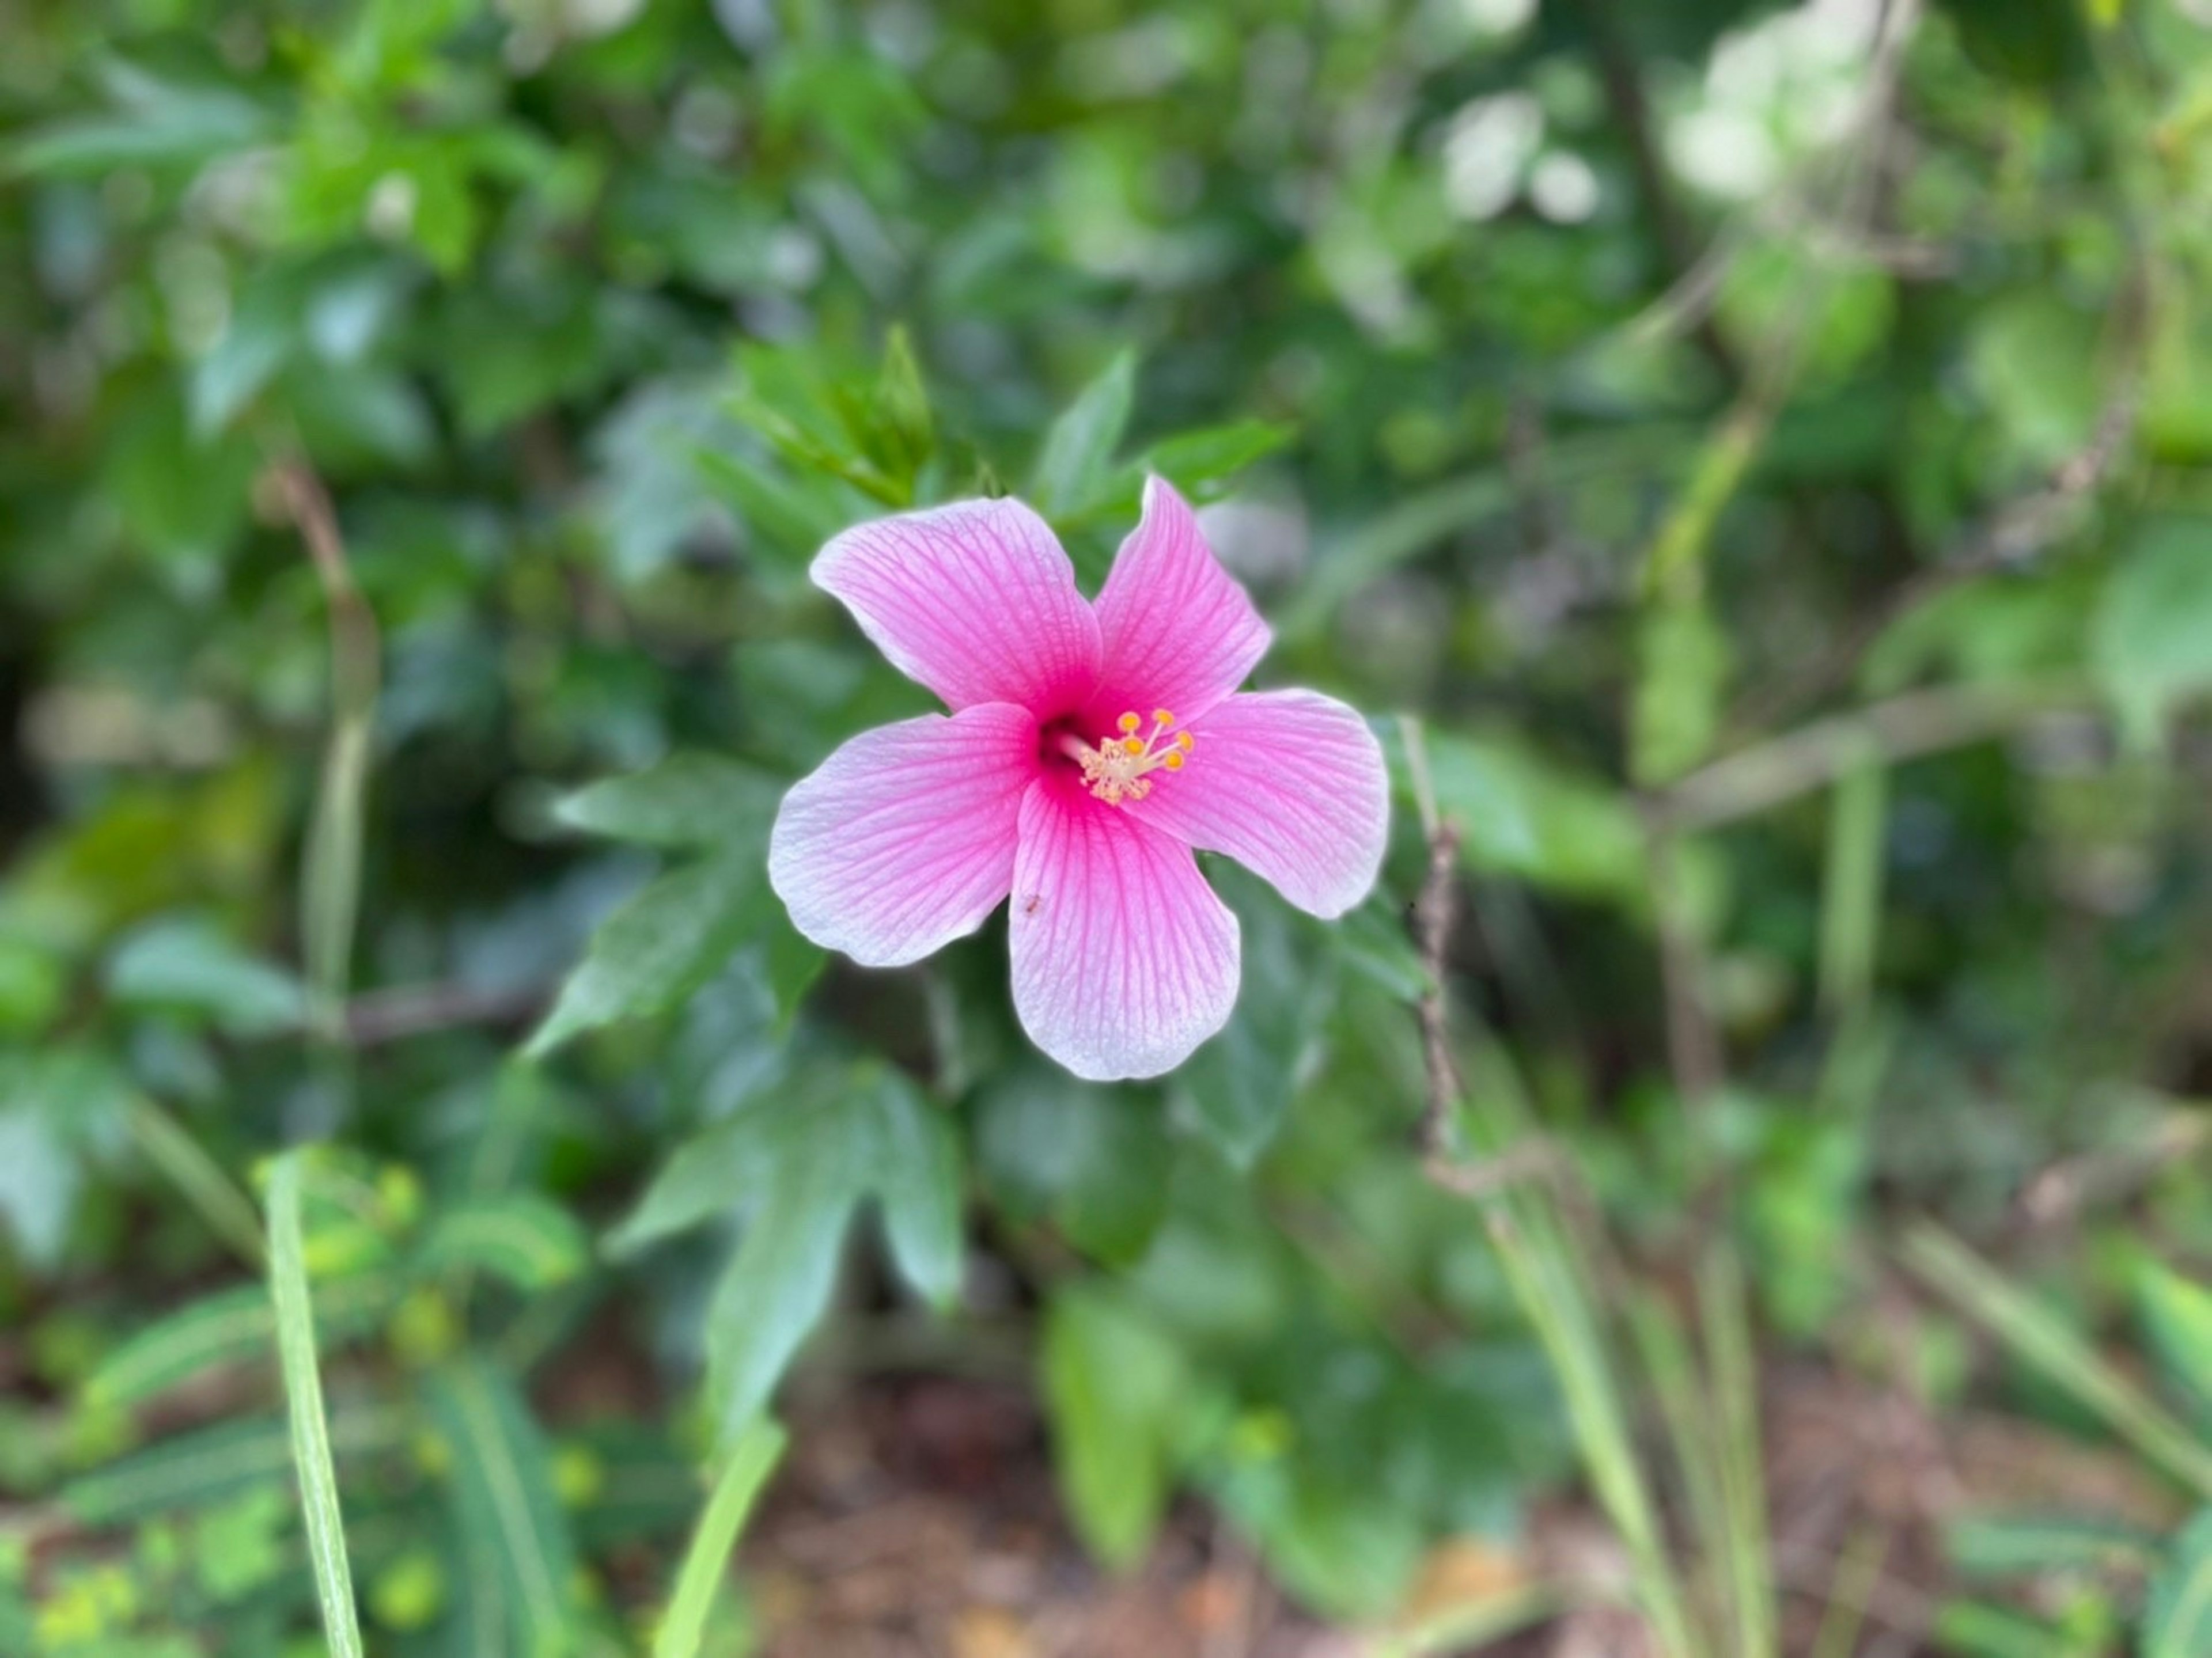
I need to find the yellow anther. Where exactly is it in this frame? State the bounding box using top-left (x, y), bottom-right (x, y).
top-left (1176, 732), bottom-right (1194, 751)
top-left (1163, 751), bottom-right (1184, 771)
top-left (1153, 708), bottom-right (1175, 726)
top-left (1122, 737), bottom-right (1145, 756)
top-left (1116, 712), bottom-right (1142, 734)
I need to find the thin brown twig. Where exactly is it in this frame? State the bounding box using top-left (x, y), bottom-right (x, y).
top-left (1575, 0), bottom-right (1741, 384)
top-left (1415, 819), bottom-right (1464, 1161)
top-left (343, 981), bottom-right (547, 1048)
top-left (1656, 678), bottom-right (2091, 833)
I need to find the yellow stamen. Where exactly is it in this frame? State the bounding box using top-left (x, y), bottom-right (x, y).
top-left (1066, 708), bottom-right (1199, 806)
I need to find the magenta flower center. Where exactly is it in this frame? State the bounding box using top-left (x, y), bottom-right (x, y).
top-left (1052, 707), bottom-right (1197, 807)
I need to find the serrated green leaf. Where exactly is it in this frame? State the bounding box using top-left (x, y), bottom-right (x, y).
top-left (703, 1137), bottom-right (857, 1444)
top-left (1042, 1287), bottom-right (1186, 1570)
top-left (860, 1070), bottom-right (963, 1307)
top-left (605, 1072), bottom-right (846, 1260)
top-left (525, 850), bottom-right (770, 1057)
top-left (555, 754), bottom-right (785, 851)
top-left (1033, 350), bottom-right (1135, 517)
top-left (974, 1068), bottom-right (1171, 1266)
top-left (1171, 866), bottom-right (1331, 1168)
top-left (427, 1357), bottom-right (579, 1658)
top-left (418, 1194), bottom-right (588, 1291)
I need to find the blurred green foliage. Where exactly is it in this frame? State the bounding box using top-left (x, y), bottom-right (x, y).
top-left (7, 0), bottom-right (2212, 1652)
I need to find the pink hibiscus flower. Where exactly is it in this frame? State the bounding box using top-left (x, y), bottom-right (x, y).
top-left (767, 476), bottom-right (1389, 1082)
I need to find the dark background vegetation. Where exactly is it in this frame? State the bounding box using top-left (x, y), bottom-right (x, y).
top-left (5, 0), bottom-right (2212, 1653)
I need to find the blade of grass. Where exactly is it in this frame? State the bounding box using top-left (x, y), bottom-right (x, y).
top-left (1700, 1242), bottom-right (1775, 1658)
top-left (1902, 1223), bottom-right (2212, 1501)
top-left (275, 460), bottom-right (379, 1049)
top-left (653, 1418), bottom-right (789, 1658)
top-left (266, 1149), bottom-right (366, 1658)
top-left (127, 1092), bottom-right (264, 1269)
top-left (1627, 1291), bottom-right (1732, 1646)
top-left (1817, 745), bottom-right (1887, 1020)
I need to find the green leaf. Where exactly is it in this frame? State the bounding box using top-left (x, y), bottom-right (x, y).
top-left (6, 62), bottom-right (274, 178)
top-left (427, 1357), bottom-right (579, 1658)
top-left (2090, 516), bottom-right (2212, 750)
top-left (860, 1070), bottom-right (964, 1307)
top-left (1631, 597), bottom-right (1731, 787)
top-left (107, 917), bottom-right (306, 1036)
top-left (525, 849), bottom-right (769, 1057)
top-left (2147, 1510), bottom-right (2212, 1658)
top-left (59, 1412), bottom-right (396, 1523)
top-left (974, 1068), bottom-right (1172, 1266)
top-left (1171, 867), bottom-right (1332, 1168)
top-left (614, 1063), bottom-right (958, 1439)
top-left (1929, 1598), bottom-right (2083, 1658)
top-left (652, 1419), bottom-right (789, 1658)
top-left (1944, 1512), bottom-right (2159, 1578)
top-left (124, 1094), bottom-right (266, 1268)
top-left (1143, 420), bottom-right (1294, 491)
top-left (702, 1132), bottom-right (857, 1443)
top-left (1041, 1286), bottom-right (1186, 1570)
top-left (0, 1049), bottom-right (131, 1270)
top-left (86, 1286), bottom-right (271, 1407)
top-left (266, 1151), bottom-right (369, 1658)
top-left (1033, 350), bottom-right (1136, 517)
top-left (1399, 725), bottom-right (1694, 914)
top-left (872, 325), bottom-right (935, 485)
top-left (417, 1195), bottom-right (589, 1292)
top-left (605, 1076), bottom-right (835, 1261)
top-left (695, 446), bottom-right (847, 569)
top-left (554, 753), bottom-right (785, 851)
top-left (2141, 1260), bottom-right (2212, 1422)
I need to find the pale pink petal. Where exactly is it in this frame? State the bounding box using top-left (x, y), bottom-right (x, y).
top-left (1087, 476), bottom-right (1270, 729)
top-left (813, 498), bottom-right (1101, 715)
top-left (1123, 690), bottom-right (1388, 919)
top-left (768, 704), bottom-right (1038, 967)
top-left (1009, 776), bottom-right (1240, 1081)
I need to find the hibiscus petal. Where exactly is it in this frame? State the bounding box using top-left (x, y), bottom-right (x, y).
top-left (768, 704), bottom-right (1038, 967)
top-left (1123, 689), bottom-right (1388, 919)
top-left (1088, 476), bottom-right (1270, 728)
top-left (813, 498), bottom-right (1102, 715)
top-left (1010, 777), bottom-right (1240, 1081)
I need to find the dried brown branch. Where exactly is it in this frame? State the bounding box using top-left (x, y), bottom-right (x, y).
top-left (1415, 818), bottom-right (1463, 1162)
top-left (1656, 678), bottom-right (2090, 833)
top-left (342, 981), bottom-right (547, 1048)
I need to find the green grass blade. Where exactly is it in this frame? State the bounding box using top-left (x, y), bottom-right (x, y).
top-left (266, 1149), bottom-right (367, 1658)
top-left (1903, 1223), bottom-right (2212, 1501)
top-left (654, 1418), bottom-right (789, 1658)
top-left (127, 1092), bottom-right (265, 1268)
